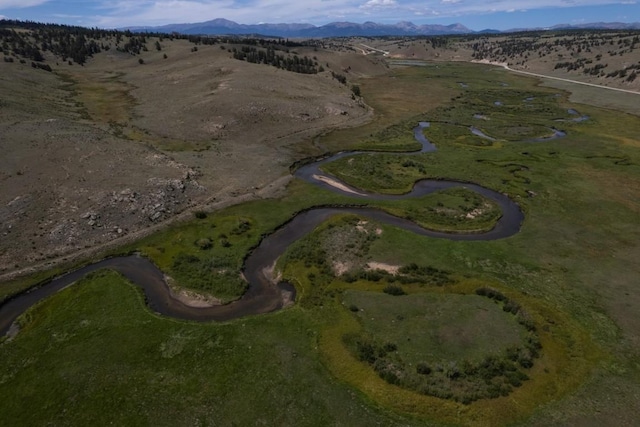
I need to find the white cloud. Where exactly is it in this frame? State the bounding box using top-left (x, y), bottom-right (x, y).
top-left (53, 13), bottom-right (84, 19)
top-left (92, 0), bottom-right (368, 27)
top-left (361, 0), bottom-right (398, 7)
top-left (82, 0), bottom-right (640, 28)
top-left (402, 0), bottom-right (639, 20)
top-left (0, 0), bottom-right (50, 9)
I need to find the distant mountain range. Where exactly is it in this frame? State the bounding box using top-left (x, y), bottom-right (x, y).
top-left (125, 18), bottom-right (472, 37)
top-left (507, 21), bottom-right (640, 33)
top-left (124, 18), bottom-right (640, 38)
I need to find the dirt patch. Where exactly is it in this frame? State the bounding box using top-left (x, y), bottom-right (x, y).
top-left (164, 274), bottom-right (222, 307)
top-left (366, 262), bottom-right (400, 275)
top-left (333, 261), bottom-right (351, 276)
top-left (356, 220), bottom-right (369, 233)
top-left (280, 287), bottom-right (295, 308)
top-left (465, 203), bottom-right (492, 219)
top-left (312, 174), bottom-right (366, 196)
top-left (262, 261), bottom-right (282, 285)
top-left (171, 288), bottom-right (223, 308)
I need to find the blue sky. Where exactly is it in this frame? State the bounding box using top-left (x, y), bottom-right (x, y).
top-left (0, 0), bottom-right (638, 31)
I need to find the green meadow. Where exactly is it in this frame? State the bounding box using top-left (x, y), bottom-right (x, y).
top-left (1, 62), bottom-right (639, 426)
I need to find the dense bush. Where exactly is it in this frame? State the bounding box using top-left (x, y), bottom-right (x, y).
top-left (345, 330), bottom-right (535, 404)
top-left (416, 363), bottom-right (432, 375)
top-left (476, 287), bottom-right (537, 332)
top-left (170, 252), bottom-right (247, 301)
top-left (397, 263), bottom-right (452, 286)
top-left (382, 285), bottom-right (406, 296)
top-left (344, 289), bottom-right (543, 404)
top-left (194, 238), bottom-right (213, 250)
top-left (232, 45), bottom-right (319, 74)
top-left (342, 263), bottom-right (453, 286)
top-left (331, 71), bottom-right (347, 84)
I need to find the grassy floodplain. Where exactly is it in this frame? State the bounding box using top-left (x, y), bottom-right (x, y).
top-left (1, 61), bottom-right (640, 426)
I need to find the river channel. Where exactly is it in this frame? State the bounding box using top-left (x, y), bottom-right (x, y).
top-left (0, 123), bottom-right (525, 336)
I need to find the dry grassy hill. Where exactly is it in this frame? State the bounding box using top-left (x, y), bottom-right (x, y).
top-left (0, 24), bottom-right (387, 276)
top-left (353, 31), bottom-right (640, 91)
top-left (2, 22), bottom-right (638, 278)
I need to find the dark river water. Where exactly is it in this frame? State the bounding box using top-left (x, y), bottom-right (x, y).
top-left (0, 122), bottom-right (525, 335)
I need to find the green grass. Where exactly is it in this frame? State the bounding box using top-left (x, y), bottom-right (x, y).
top-left (541, 79), bottom-right (640, 116)
top-left (0, 270), bottom-right (417, 426)
top-left (322, 146), bottom-right (534, 197)
top-left (343, 291), bottom-right (526, 365)
top-left (139, 214), bottom-right (262, 302)
top-left (353, 116), bottom-right (423, 151)
top-left (319, 278), bottom-right (599, 425)
top-left (370, 188), bottom-right (502, 233)
top-left (321, 66), bottom-right (592, 198)
top-left (342, 290), bottom-right (539, 404)
top-left (1, 60), bottom-right (639, 426)
top-left (132, 182), bottom-right (506, 300)
top-left (0, 180), bottom-right (504, 305)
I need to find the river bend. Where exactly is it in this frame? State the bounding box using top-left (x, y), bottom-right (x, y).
top-left (0, 122), bottom-right (524, 335)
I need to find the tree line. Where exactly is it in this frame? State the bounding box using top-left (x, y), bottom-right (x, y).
top-left (231, 45), bottom-right (320, 74)
top-left (1, 19), bottom-right (325, 72)
top-left (0, 20), bottom-right (154, 65)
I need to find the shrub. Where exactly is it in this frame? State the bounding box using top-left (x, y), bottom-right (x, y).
top-left (416, 363), bottom-right (432, 375)
top-left (231, 219), bottom-right (251, 235)
top-left (383, 285), bottom-right (406, 296)
top-left (503, 299), bottom-right (521, 314)
top-left (383, 342), bottom-right (397, 352)
top-left (355, 340), bottom-right (378, 363)
top-left (194, 211), bottom-right (207, 219)
top-left (170, 252), bottom-right (247, 300)
top-left (195, 238), bottom-right (213, 250)
top-left (397, 263), bottom-right (452, 286)
top-left (475, 287), bottom-right (506, 301)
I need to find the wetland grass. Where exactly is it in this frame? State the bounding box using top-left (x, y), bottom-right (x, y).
top-left (1, 61), bottom-right (638, 426)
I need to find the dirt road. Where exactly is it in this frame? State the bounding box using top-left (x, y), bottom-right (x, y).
top-left (475, 59), bottom-right (640, 96)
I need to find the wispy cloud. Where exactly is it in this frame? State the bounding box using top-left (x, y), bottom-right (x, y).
top-left (361, 0), bottom-right (399, 9)
top-left (92, 0), bottom-right (368, 27)
top-left (1, 0), bottom-right (638, 28)
top-left (52, 13), bottom-right (84, 19)
top-left (0, 0), bottom-right (51, 9)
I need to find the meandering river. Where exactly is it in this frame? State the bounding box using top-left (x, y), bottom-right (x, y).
top-left (0, 122), bottom-right (525, 336)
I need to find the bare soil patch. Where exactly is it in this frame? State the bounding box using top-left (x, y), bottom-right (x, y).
top-left (312, 174), bottom-right (366, 196)
top-left (366, 262), bottom-right (400, 275)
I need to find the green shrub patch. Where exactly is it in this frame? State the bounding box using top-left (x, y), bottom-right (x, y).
top-left (343, 290), bottom-right (541, 404)
top-left (170, 252), bottom-right (247, 302)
